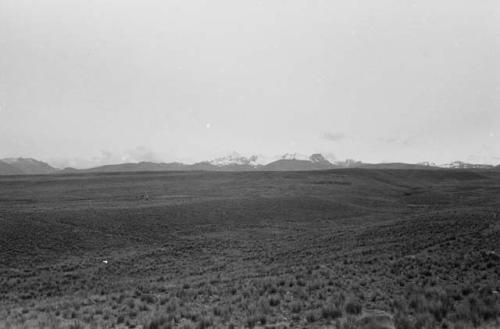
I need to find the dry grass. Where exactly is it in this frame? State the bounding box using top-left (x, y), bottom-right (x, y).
top-left (0, 170), bottom-right (499, 328)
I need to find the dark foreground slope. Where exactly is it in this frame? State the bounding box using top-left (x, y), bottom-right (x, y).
top-left (0, 170), bottom-right (499, 328)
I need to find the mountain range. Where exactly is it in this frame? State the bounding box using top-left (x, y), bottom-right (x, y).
top-left (0, 154), bottom-right (499, 176)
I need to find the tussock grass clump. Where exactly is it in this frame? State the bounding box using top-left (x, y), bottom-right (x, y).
top-left (196, 316), bottom-right (213, 329)
top-left (269, 296), bottom-right (280, 307)
top-left (68, 321), bottom-right (86, 329)
top-left (392, 283), bottom-right (500, 329)
top-left (290, 300), bottom-right (302, 313)
top-left (143, 314), bottom-right (171, 329)
top-left (321, 304), bottom-right (342, 320)
top-left (345, 300), bottom-right (362, 315)
top-left (245, 315), bottom-right (259, 328)
top-left (305, 309), bottom-right (319, 323)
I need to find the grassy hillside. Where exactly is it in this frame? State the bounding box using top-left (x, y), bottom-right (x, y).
top-left (0, 170), bottom-right (499, 328)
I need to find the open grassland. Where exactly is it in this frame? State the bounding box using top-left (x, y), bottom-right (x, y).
top-left (0, 170), bottom-right (499, 329)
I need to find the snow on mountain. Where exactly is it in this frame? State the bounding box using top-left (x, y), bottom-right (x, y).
top-left (418, 162), bottom-right (437, 167)
top-left (309, 153), bottom-right (331, 164)
top-left (333, 159), bottom-right (363, 168)
top-left (280, 153), bottom-right (310, 161)
top-left (209, 152), bottom-right (259, 167)
top-left (440, 161), bottom-right (493, 169)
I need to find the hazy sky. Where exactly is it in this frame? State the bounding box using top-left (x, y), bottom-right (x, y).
top-left (1, 0), bottom-right (499, 168)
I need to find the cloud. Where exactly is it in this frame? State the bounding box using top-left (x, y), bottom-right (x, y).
top-left (322, 132), bottom-right (345, 142)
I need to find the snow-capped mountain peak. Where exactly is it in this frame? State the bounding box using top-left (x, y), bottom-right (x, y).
top-left (417, 161), bottom-right (437, 167)
top-left (209, 152), bottom-right (259, 166)
top-left (440, 161), bottom-right (493, 169)
top-left (309, 153), bottom-right (330, 164)
top-left (280, 153), bottom-right (310, 161)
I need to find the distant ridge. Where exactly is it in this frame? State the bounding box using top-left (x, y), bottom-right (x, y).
top-left (0, 160), bottom-right (24, 175)
top-left (352, 162), bottom-right (436, 170)
top-left (0, 154), bottom-right (499, 175)
top-left (262, 154), bottom-right (337, 171)
top-left (1, 158), bottom-right (57, 175)
top-left (81, 162), bottom-right (188, 173)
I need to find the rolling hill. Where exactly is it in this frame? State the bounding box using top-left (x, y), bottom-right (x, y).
top-left (0, 160), bottom-right (24, 175)
top-left (1, 158), bottom-right (57, 175)
top-left (262, 154), bottom-right (336, 171)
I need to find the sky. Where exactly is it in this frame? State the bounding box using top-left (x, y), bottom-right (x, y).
top-left (0, 0), bottom-right (499, 168)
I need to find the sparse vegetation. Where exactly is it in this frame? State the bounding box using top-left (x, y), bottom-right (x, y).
top-left (0, 170), bottom-right (499, 328)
